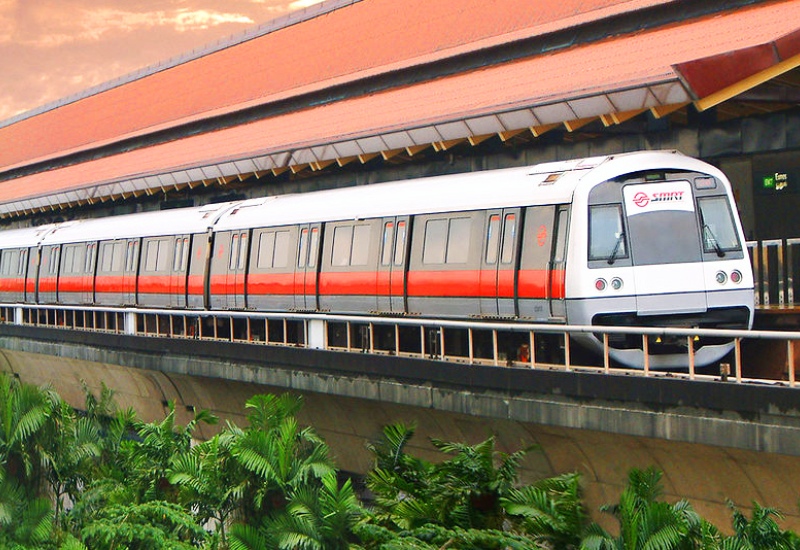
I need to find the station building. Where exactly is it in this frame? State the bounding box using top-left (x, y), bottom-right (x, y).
top-left (0, 0), bottom-right (799, 244)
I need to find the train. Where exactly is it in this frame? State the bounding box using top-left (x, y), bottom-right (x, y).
top-left (0, 150), bottom-right (754, 368)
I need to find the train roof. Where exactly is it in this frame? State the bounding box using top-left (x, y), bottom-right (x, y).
top-left (35, 202), bottom-right (236, 245)
top-left (214, 156), bottom-right (603, 232)
top-left (0, 223), bottom-right (71, 248)
top-left (213, 150), bottom-right (703, 231)
top-left (0, 150), bottom-right (722, 247)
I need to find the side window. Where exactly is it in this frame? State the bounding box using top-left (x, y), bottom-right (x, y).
top-left (485, 215), bottom-right (500, 264)
top-left (18, 249), bottom-right (26, 276)
top-left (331, 226), bottom-right (352, 267)
top-left (589, 205), bottom-right (626, 262)
top-left (308, 227), bottom-right (319, 268)
top-left (49, 247), bottom-right (60, 275)
top-left (423, 216), bottom-right (473, 265)
top-left (423, 219), bottom-right (447, 264)
top-left (230, 234), bottom-right (239, 270)
top-left (100, 243), bottom-right (114, 272)
top-left (500, 214), bottom-right (517, 264)
top-left (351, 225), bottom-right (370, 266)
top-left (381, 222), bottom-right (394, 266)
top-left (125, 241), bottom-right (138, 273)
top-left (173, 239), bottom-right (184, 271)
top-left (85, 243), bottom-right (96, 273)
top-left (298, 228), bottom-right (309, 268)
top-left (144, 240), bottom-right (169, 272)
top-left (237, 233), bottom-right (248, 270)
top-left (394, 221), bottom-right (407, 266)
top-left (257, 232), bottom-right (276, 269)
top-left (63, 246), bottom-right (75, 274)
top-left (445, 217), bottom-right (471, 264)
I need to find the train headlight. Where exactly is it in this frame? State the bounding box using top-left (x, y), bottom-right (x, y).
top-left (595, 278), bottom-right (607, 291)
top-left (611, 277), bottom-right (623, 290)
top-left (715, 270), bottom-right (727, 284)
top-left (730, 270), bottom-right (742, 284)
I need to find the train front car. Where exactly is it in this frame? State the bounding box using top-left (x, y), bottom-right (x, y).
top-left (567, 151), bottom-right (754, 369)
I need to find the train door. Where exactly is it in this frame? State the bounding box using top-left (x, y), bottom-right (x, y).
top-left (548, 206), bottom-right (569, 319)
top-left (226, 231), bottom-right (248, 309)
top-left (169, 235), bottom-right (191, 308)
top-left (122, 239), bottom-right (139, 305)
top-left (377, 217), bottom-right (409, 313)
top-left (82, 243), bottom-right (97, 304)
top-left (480, 209), bottom-right (521, 317)
top-left (294, 224), bottom-right (321, 310)
top-left (24, 246), bottom-right (38, 303)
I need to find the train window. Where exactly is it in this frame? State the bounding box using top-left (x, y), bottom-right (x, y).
top-left (1, 250), bottom-right (16, 275)
top-left (49, 247), bottom-right (60, 274)
top-left (423, 219), bottom-right (447, 264)
top-left (174, 239), bottom-right (184, 271)
top-left (257, 232), bottom-right (275, 269)
top-left (85, 244), bottom-right (96, 273)
top-left (589, 205), bottom-right (627, 262)
top-left (18, 250), bottom-right (26, 276)
top-left (445, 217), bottom-right (471, 264)
top-left (230, 235), bottom-right (239, 270)
top-left (145, 241), bottom-right (158, 271)
top-left (237, 233), bottom-right (248, 270)
top-left (381, 222), bottom-right (394, 266)
top-left (394, 221), bottom-right (407, 266)
top-left (258, 231), bottom-right (291, 269)
top-left (299, 229), bottom-right (309, 268)
top-left (144, 240), bottom-right (169, 272)
top-left (274, 232), bottom-right (290, 268)
top-left (100, 243), bottom-right (113, 272)
top-left (501, 214), bottom-right (516, 264)
top-left (485, 215), bottom-right (500, 264)
top-left (351, 225), bottom-right (370, 266)
top-left (332, 226), bottom-right (352, 267)
top-left (182, 239), bottom-right (190, 271)
top-left (697, 197), bottom-right (740, 254)
top-left (125, 242), bottom-right (137, 273)
top-left (308, 228), bottom-right (319, 268)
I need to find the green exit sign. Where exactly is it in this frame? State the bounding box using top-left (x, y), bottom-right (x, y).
top-left (762, 172), bottom-right (788, 191)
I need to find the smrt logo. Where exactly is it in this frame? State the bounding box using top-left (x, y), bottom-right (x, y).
top-left (632, 190), bottom-right (684, 208)
top-left (632, 192), bottom-right (649, 207)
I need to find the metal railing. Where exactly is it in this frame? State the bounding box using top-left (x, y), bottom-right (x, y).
top-left (1, 303), bottom-right (799, 388)
top-left (748, 238), bottom-right (800, 308)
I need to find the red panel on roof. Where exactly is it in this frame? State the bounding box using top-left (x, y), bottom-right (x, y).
top-left (675, 28), bottom-right (800, 99)
top-left (2, 0), bottom-right (800, 208)
top-left (0, 0), bottom-right (679, 172)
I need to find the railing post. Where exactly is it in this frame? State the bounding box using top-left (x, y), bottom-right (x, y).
top-left (687, 335), bottom-right (695, 380)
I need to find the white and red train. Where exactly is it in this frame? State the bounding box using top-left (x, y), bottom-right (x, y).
top-left (0, 150), bottom-right (754, 368)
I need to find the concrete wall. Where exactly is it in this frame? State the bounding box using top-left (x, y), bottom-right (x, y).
top-left (1, 338), bottom-right (800, 532)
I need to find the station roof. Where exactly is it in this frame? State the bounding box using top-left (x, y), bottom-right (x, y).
top-left (1, 0), bottom-right (799, 218)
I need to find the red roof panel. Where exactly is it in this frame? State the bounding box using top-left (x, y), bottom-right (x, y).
top-left (2, 1), bottom-right (799, 207)
top-left (0, 0), bottom-right (679, 171)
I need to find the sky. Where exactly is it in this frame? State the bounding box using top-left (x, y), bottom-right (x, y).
top-left (0, 0), bottom-right (322, 122)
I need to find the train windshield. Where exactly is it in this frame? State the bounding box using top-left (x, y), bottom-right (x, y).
top-left (621, 180), bottom-right (700, 265)
top-left (697, 196), bottom-right (741, 255)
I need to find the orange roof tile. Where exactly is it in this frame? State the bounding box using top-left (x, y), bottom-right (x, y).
top-left (0, 0), bottom-right (679, 171)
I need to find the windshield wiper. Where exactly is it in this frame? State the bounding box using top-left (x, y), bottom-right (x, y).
top-left (607, 232), bottom-right (625, 265)
top-left (703, 225), bottom-right (726, 258)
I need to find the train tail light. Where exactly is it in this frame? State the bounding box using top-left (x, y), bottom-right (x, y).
top-left (730, 270), bottom-right (742, 284)
top-left (595, 278), bottom-right (607, 291)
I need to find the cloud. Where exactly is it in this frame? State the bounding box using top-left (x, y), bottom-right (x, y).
top-left (288, 0), bottom-right (326, 8)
